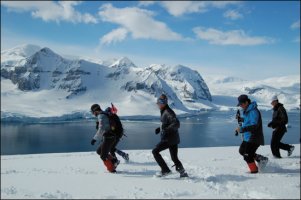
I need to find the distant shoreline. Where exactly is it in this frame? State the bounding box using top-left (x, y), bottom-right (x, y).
top-left (1, 109), bottom-right (300, 124)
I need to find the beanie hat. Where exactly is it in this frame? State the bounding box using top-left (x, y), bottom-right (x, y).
top-left (157, 94), bottom-right (168, 105)
top-left (271, 95), bottom-right (278, 103)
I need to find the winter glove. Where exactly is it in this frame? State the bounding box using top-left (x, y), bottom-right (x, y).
top-left (237, 116), bottom-right (243, 123)
top-left (91, 139), bottom-right (96, 145)
top-left (267, 121), bottom-right (273, 128)
top-left (96, 121), bottom-right (99, 130)
top-left (155, 127), bottom-right (161, 134)
top-left (235, 127), bottom-right (241, 135)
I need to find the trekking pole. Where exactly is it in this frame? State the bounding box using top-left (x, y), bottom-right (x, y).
top-left (235, 109), bottom-right (242, 136)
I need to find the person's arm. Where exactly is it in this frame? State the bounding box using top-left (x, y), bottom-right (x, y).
top-left (93, 115), bottom-right (106, 140)
top-left (240, 110), bottom-right (259, 133)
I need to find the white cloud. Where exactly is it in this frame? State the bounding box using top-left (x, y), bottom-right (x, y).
top-left (159, 1), bottom-right (241, 17)
top-left (138, 1), bottom-right (156, 7)
top-left (1, 1), bottom-right (98, 24)
top-left (160, 1), bottom-right (207, 17)
top-left (101, 28), bottom-right (128, 45)
top-left (98, 3), bottom-right (182, 43)
top-left (193, 27), bottom-right (274, 46)
top-left (223, 9), bottom-right (243, 20)
top-left (291, 20), bottom-right (300, 30)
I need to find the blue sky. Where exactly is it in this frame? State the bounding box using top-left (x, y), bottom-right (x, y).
top-left (1, 1), bottom-right (300, 79)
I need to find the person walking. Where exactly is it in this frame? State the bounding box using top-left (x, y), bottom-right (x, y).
top-left (152, 94), bottom-right (188, 178)
top-left (235, 94), bottom-right (268, 173)
top-left (268, 95), bottom-right (295, 158)
top-left (95, 106), bottom-right (129, 162)
top-left (90, 104), bottom-right (119, 173)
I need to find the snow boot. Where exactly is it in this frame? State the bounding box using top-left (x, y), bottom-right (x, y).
top-left (108, 154), bottom-right (120, 169)
top-left (103, 159), bottom-right (115, 173)
top-left (257, 157), bottom-right (268, 171)
top-left (288, 146), bottom-right (295, 157)
top-left (156, 169), bottom-right (172, 177)
top-left (179, 171), bottom-right (189, 178)
top-left (247, 162), bottom-right (258, 174)
top-left (122, 153), bottom-right (129, 162)
top-left (116, 149), bottom-right (129, 162)
top-left (255, 154), bottom-right (269, 171)
top-left (176, 166), bottom-right (189, 178)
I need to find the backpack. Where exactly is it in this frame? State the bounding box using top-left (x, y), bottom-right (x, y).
top-left (103, 105), bottom-right (124, 138)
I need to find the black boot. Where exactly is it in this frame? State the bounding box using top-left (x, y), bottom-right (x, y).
top-left (176, 166), bottom-right (188, 178)
top-left (116, 149), bottom-right (129, 162)
top-left (156, 169), bottom-right (172, 177)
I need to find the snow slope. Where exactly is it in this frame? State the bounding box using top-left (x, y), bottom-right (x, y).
top-left (1, 145), bottom-right (300, 199)
top-left (1, 44), bottom-right (41, 66)
top-left (1, 45), bottom-right (212, 119)
top-left (204, 74), bottom-right (300, 111)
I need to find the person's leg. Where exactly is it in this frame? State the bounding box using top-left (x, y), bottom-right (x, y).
top-left (169, 144), bottom-right (183, 170)
top-left (239, 141), bottom-right (246, 157)
top-left (271, 130), bottom-right (282, 158)
top-left (100, 137), bottom-right (115, 161)
top-left (152, 142), bottom-right (170, 172)
top-left (110, 137), bottom-right (119, 159)
top-left (169, 145), bottom-right (188, 177)
top-left (277, 130), bottom-right (291, 151)
top-left (244, 142), bottom-right (259, 173)
top-left (113, 137), bottom-right (129, 161)
top-left (101, 137), bottom-right (116, 172)
top-left (96, 143), bottom-right (102, 157)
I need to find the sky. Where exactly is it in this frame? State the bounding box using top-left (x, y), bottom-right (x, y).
top-left (1, 1), bottom-right (300, 79)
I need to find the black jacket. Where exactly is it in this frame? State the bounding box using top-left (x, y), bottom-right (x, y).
top-left (271, 103), bottom-right (288, 132)
top-left (160, 105), bottom-right (180, 145)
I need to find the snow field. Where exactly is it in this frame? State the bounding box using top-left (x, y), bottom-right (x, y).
top-left (1, 145), bottom-right (300, 199)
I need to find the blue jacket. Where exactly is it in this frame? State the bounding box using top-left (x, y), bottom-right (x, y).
top-left (240, 101), bottom-right (264, 145)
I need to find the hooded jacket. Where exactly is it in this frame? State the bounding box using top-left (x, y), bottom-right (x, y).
top-left (239, 101), bottom-right (264, 145)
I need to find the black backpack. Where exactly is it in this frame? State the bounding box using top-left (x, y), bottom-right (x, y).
top-left (103, 107), bottom-right (124, 138)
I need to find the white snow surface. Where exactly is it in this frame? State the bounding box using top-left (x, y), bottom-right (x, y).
top-left (1, 145), bottom-right (300, 199)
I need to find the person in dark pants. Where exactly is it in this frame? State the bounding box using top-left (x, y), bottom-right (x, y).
top-left (268, 95), bottom-right (295, 158)
top-left (152, 94), bottom-right (188, 178)
top-left (90, 104), bottom-right (118, 173)
top-left (96, 121), bottom-right (129, 162)
top-left (235, 95), bottom-right (268, 173)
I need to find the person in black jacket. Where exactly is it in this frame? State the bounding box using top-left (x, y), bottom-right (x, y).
top-left (152, 94), bottom-right (188, 178)
top-left (90, 104), bottom-right (118, 173)
top-left (268, 95), bottom-right (295, 158)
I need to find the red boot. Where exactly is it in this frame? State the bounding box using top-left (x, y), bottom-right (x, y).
top-left (247, 162), bottom-right (258, 173)
top-left (103, 159), bottom-right (115, 172)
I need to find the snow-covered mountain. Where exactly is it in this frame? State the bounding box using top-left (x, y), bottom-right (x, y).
top-left (204, 74), bottom-right (300, 111)
top-left (1, 44), bottom-right (41, 67)
top-left (1, 44), bottom-right (213, 118)
top-left (1, 44), bottom-right (299, 120)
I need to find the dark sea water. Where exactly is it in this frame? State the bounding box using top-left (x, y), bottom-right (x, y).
top-left (1, 111), bottom-right (300, 155)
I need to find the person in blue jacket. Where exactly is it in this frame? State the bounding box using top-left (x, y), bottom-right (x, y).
top-left (235, 94), bottom-right (269, 173)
